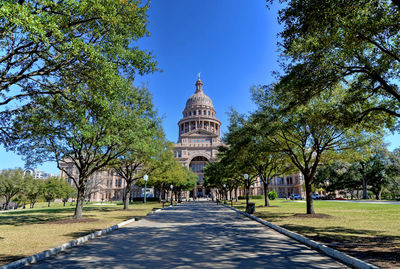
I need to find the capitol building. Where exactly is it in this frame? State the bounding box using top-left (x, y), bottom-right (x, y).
top-left (173, 76), bottom-right (223, 198)
top-left (59, 76), bottom-right (305, 202)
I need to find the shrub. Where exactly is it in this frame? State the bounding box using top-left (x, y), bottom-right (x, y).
top-left (268, 190), bottom-right (278, 200)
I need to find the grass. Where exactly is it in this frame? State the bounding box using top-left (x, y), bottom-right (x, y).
top-left (0, 201), bottom-right (162, 265)
top-left (232, 199), bottom-right (400, 268)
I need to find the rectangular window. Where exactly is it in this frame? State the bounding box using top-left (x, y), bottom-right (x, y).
top-left (198, 110), bottom-right (201, 115)
top-left (193, 111), bottom-right (196, 115)
top-left (189, 112), bottom-right (191, 116)
top-left (178, 151), bottom-right (182, 158)
top-left (208, 111), bottom-right (210, 115)
top-left (115, 179), bottom-right (118, 186)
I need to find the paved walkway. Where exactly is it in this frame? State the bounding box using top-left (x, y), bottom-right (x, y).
top-left (28, 202), bottom-right (347, 268)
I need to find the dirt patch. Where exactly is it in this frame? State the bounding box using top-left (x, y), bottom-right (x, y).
top-left (293, 213), bottom-right (333, 219)
top-left (46, 218), bottom-right (99, 224)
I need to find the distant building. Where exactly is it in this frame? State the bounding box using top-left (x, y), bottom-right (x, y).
top-left (24, 168), bottom-right (57, 179)
top-left (59, 161), bottom-right (145, 202)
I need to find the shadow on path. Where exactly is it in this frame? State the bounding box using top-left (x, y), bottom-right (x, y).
top-left (27, 202), bottom-right (347, 269)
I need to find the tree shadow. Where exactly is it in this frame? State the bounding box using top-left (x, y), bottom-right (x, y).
top-left (255, 211), bottom-right (294, 222)
top-left (0, 214), bottom-right (70, 226)
top-left (0, 254), bottom-right (25, 264)
top-left (0, 206), bottom-right (118, 226)
top-left (64, 229), bottom-right (100, 238)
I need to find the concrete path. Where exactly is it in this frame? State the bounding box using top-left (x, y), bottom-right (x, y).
top-left (28, 202), bottom-right (347, 268)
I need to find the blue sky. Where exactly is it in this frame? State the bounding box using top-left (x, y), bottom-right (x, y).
top-left (1, 0), bottom-right (399, 174)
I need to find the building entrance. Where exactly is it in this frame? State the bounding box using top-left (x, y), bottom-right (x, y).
top-left (189, 156), bottom-right (209, 197)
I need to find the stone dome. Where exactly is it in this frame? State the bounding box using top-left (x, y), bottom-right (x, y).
top-left (185, 77), bottom-right (214, 108)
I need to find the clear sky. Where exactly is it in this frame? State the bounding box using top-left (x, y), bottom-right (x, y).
top-left (1, 0), bottom-right (399, 174)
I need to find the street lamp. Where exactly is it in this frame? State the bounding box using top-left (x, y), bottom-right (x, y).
top-left (143, 174), bottom-right (148, 204)
top-left (170, 184), bottom-right (174, 205)
top-left (223, 183), bottom-right (226, 203)
top-left (244, 173), bottom-right (249, 198)
top-left (244, 173), bottom-right (250, 212)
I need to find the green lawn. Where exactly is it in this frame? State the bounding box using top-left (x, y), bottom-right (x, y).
top-left (0, 201), bottom-right (162, 265)
top-left (232, 199), bottom-right (400, 268)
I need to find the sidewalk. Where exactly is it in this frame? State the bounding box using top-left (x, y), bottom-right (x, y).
top-left (28, 202), bottom-right (347, 268)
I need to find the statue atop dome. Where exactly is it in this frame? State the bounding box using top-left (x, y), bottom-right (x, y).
top-left (195, 74), bottom-right (204, 93)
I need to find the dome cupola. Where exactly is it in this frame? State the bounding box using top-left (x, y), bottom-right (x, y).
top-left (178, 75), bottom-right (221, 138)
top-left (185, 75), bottom-right (214, 109)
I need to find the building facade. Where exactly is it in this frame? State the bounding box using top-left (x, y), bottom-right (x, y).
top-left (173, 76), bottom-right (223, 197)
top-left (59, 161), bottom-right (144, 202)
top-left (249, 174), bottom-right (305, 198)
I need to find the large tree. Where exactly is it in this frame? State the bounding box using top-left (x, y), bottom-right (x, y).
top-left (0, 0), bottom-right (157, 138)
top-left (253, 85), bottom-right (379, 214)
top-left (11, 79), bottom-right (157, 218)
top-left (267, 0), bottom-right (400, 126)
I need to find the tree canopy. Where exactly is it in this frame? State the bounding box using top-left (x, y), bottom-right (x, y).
top-left (267, 0), bottom-right (400, 127)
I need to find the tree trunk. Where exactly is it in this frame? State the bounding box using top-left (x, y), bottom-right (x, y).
top-left (378, 188), bottom-right (382, 200)
top-left (73, 188), bottom-right (85, 219)
top-left (4, 196), bottom-right (11, 210)
top-left (362, 178), bottom-right (368, 199)
top-left (305, 178), bottom-right (315, 214)
top-left (48, 201), bottom-right (51, 207)
top-left (263, 182), bottom-right (270, 207)
top-left (124, 188), bottom-right (131, 210)
top-left (63, 201), bottom-right (66, 206)
top-left (235, 187), bottom-right (238, 202)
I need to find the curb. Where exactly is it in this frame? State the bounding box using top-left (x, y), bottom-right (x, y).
top-left (221, 203), bottom-right (379, 269)
top-left (1, 206), bottom-right (166, 269)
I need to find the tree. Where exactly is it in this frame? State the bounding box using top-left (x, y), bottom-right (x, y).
top-left (59, 180), bottom-right (76, 207)
top-left (363, 148), bottom-right (395, 200)
top-left (12, 79), bottom-right (157, 219)
top-left (253, 85), bottom-right (378, 214)
top-left (147, 144), bottom-right (183, 203)
top-left (267, 0), bottom-right (400, 127)
top-left (314, 162), bottom-right (362, 199)
top-left (0, 0), bottom-right (157, 141)
top-left (114, 118), bottom-right (164, 210)
top-left (230, 109), bottom-right (294, 206)
top-left (17, 174), bottom-right (43, 209)
top-left (43, 177), bottom-right (62, 207)
top-left (0, 169), bottom-right (24, 210)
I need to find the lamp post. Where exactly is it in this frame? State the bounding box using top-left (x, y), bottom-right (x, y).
top-left (223, 184), bottom-right (226, 203)
top-left (143, 174), bottom-right (148, 204)
top-left (244, 173), bottom-right (249, 205)
top-left (170, 184), bottom-right (173, 205)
